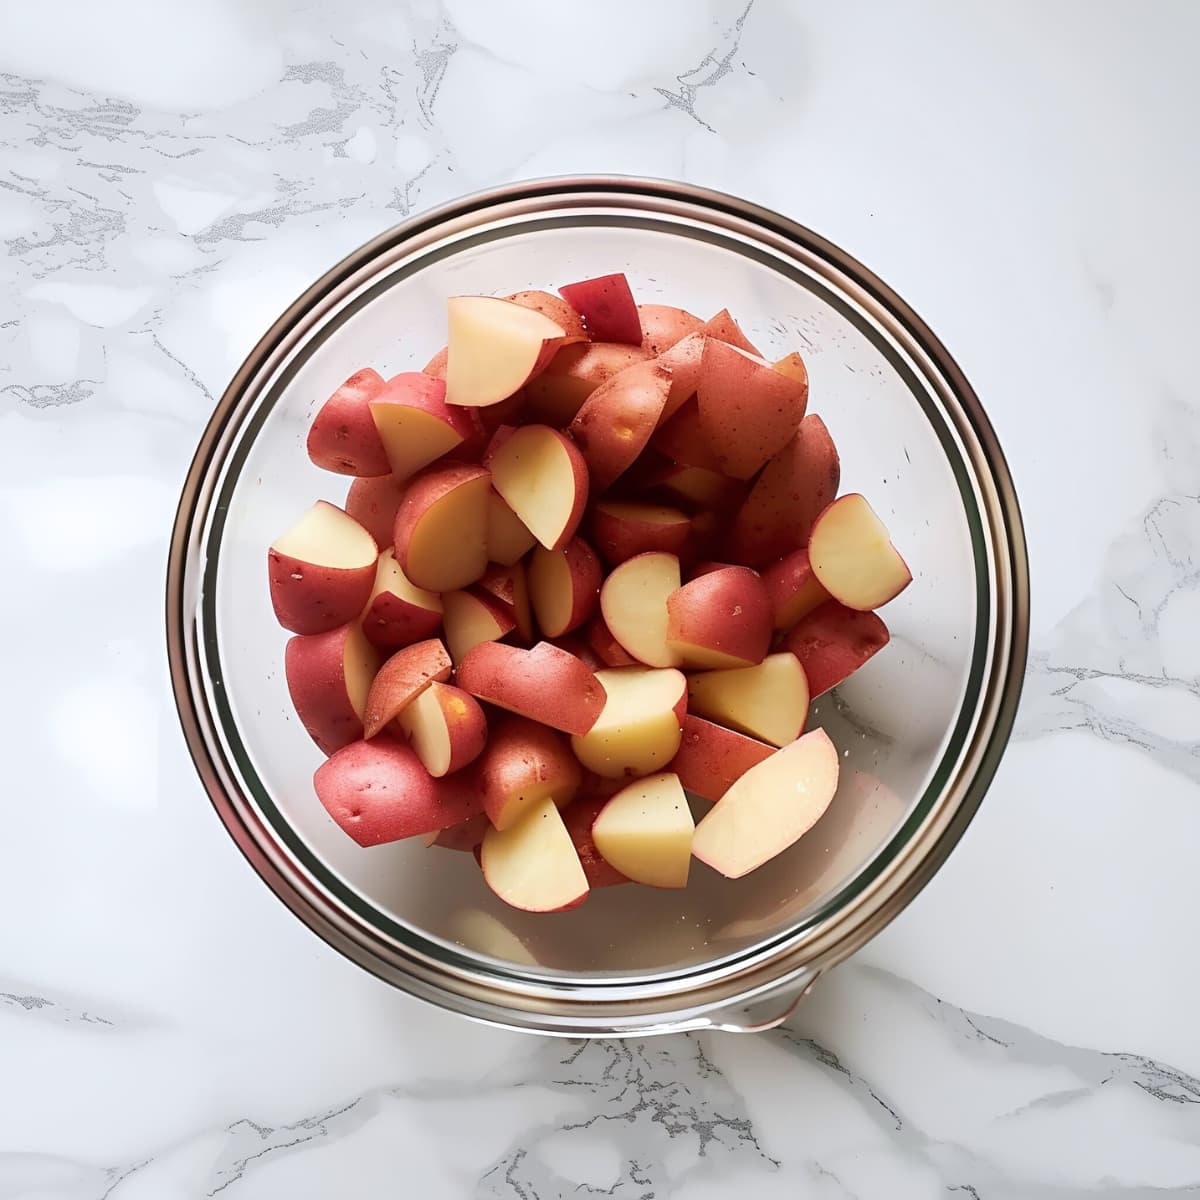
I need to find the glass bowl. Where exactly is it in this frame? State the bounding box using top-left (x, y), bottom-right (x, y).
top-left (167, 178), bottom-right (1028, 1035)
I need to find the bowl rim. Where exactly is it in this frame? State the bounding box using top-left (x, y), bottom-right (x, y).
top-left (166, 175), bottom-right (1030, 1035)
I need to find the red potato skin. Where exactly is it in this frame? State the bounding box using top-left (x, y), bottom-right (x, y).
top-left (267, 550), bottom-right (375, 636)
top-left (569, 362), bottom-right (673, 492)
top-left (697, 339), bottom-right (809, 480)
top-left (670, 715), bottom-right (775, 803)
top-left (638, 304), bottom-right (704, 355)
top-left (731, 414), bottom-right (840, 567)
top-left (392, 461), bottom-right (491, 587)
top-left (485, 425), bottom-right (590, 552)
top-left (422, 683), bottom-right (489, 775)
top-left (651, 398), bottom-right (722, 470)
top-left (361, 580), bottom-right (443, 653)
top-left (547, 634), bottom-right (603, 670)
top-left (655, 331), bottom-right (706, 423)
top-left (306, 368), bottom-right (391, 476)
top-left (362, 638), bottom-right (453, 739)
top-left (508, 290), bottom-right (589, 343)
top-left (345, 474), bottom-right (407, 550)
top-left (524, 342), bottom-right (653, 424)
top-left (284, 625), bottom-right (379, 755)
top-left (314, 737), bottom-right (480, 847)
top-left (583, 615), bottom-right (640, 667)
top-left (474, 390), bottom-right (528, 438)
top-left (476, 714), bottom-right (583, 829)
top-left (531, 538), bottom-right (602, 636)
top-left (457, 641), bottom-right (606, 736)
top-left (589, 505), bottom-right (691, 567)
top-left (477, 562), bottom-right (536, 644)
top-left (762, 547), bottom-right (830, 629)
top-left (562, 796), bottom-right (630, 888)
top-left (422, 347), bottom-right (448, 379)
top-left (429, 810), bottom-right (490, 852)
top-left (702, 308), bottom-right (761, 356)
top-left (559, 273), bottom-right (642, 345)
top-left (783, 601), bottom-right (890, 697)
top-left (666, 566), bottom-right (772, 666)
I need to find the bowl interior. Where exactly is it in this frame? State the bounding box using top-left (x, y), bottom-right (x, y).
top-left (204, 211), bottom-right (984, 979)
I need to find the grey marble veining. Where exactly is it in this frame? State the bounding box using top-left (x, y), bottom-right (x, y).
top-left (2, 1), bottom-right (1199, 1196)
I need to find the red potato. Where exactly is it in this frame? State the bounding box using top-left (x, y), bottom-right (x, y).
top-left (665, 565), bottom-right (772, 669)
top-left (702, 308), bottom-right (761, 356)
top-left (569, 361), bottom-right (672, 491)
top-left (732, 414), bottom-right (839, 566)
top-left (426, 811), bottom-right (490, 853)
top-left (480, 798), bottom-right (589, 913)
top-left (445, 296), bottom-right (566, 408)
top-left (485, 490), bottom-right (537, 566)
top-left (486, 424), bottom-right (589, 551)
top-left (591, 773), bottom-right (694, 889)
top-left (654, 331), bottom-right (706, 422)
top-left (344, 474), bottom-right (406, 550)
top-left (773, 350), bottom-right (809, 386)
top-left (697, 339), bottom-right (809, 479)
top-left (393, 462), bottom-right (491, 592)
top-left (687, 652), bottom-right (810, 748)
top-left (644, 463), bottom-right (745, 513)
top-left (508, 290), bottom-right (588, 343)
top-left (583, 614), bottom-right (640, 667)
top-left (268, 501), bottom-right (378, 634)
top-left (457, 640), bottom-right (605, 736)
top-left (476, 391), bottom-right (529, 439)
top-left (477, 714), bottom-right (583, 830)
top-left (361, 549), bottom-right (443, 652)
top-left (808, 494), bottom-right (912, 611)
top-left (638, 304), bottom-right (704, 355)
top-left (528, 538), bottom-right (602, 637)
top-left (523, 342), bottom-right (652, 425)
top-left (670, 715), bottom-right (775, 803)
top-left (314, 737), bottom-right (480, 847)
top-left (590, 501), bottom-right (691, 567)
top-left (562, 796), bottom-right (630, 888)
top-left (396, 681), bottom-right (487, 777)
top-left (599, 551), bottom-right (682, 668)
top-left (361, 638), bottom-right (452, 739)
top-left (559, 273), bottom-right (642, 345)
top-left (368, 372), bottom-right (481, 481)
top-left (783, 600), bottom-right (890, 697)
top-left (441, 588), bottom-right (516, 666)
top-left (284, 622), bottom-right (381, 755)
top-left (763, 547), bottom-right (829, 630)
top-left (570, 666), bottom-right (687, 780)
top-left (683, 510), bottom-right (734, 566)
top-left (547, 633), bottom-right (603, 670)
top-left (692, 729), bottom-right (839, 878)
top-left (422, 347), bottom-right (447, 379)
top-left (477, 562), bottom-right (536, 644)
top-left (306, 368), bottom-right (391, 477)
top-left (650, 399), bottom-right (721, 471)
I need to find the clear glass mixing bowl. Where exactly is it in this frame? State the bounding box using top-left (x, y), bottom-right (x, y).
top-left (167, 178), bottom-right (1028, 1035)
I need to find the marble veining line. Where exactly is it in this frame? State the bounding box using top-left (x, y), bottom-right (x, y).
top-left (1017, 381), bottom-right (1200, 777)
top-left (655, 0), bottom-right (757, 133)
top-left (773, 966), bottom-right (1200, 1195)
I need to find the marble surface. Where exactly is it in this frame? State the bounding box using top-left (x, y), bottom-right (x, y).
top-left (2, 1), bottom-right (1199, 1195)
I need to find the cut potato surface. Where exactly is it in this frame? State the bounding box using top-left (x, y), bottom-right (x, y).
top-left (570, 666), bottom-right (686, 779)
top-left (691, 728), bottom-right (839, 878)
top-left (591, 772), bottom-right (693, 888)
top-left (687, 653), bottom-right (810, 748)
top-left (480, 798), bottom-right (589, 912)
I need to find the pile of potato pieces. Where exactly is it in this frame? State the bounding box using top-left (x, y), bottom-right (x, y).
top-left (267, 273), bottom-right (910, 913)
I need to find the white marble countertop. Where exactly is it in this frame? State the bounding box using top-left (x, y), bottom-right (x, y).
top-left (3, 1), bottom-right (1199, 1195)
